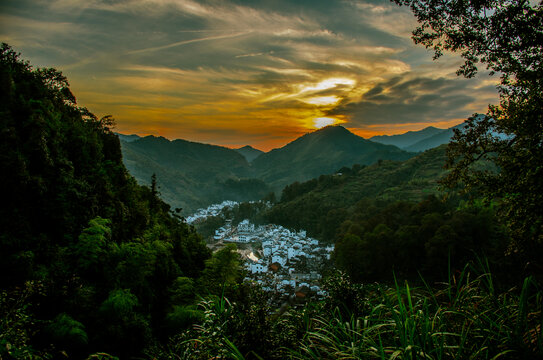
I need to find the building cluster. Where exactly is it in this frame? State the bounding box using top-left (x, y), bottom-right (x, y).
top-left (214, 219), bottom-right (334, 299)
top-left (185, 200), bottom-right (238, 224)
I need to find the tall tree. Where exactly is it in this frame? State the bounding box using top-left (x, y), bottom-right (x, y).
top-left (392, 0), bottom-right (543, 256)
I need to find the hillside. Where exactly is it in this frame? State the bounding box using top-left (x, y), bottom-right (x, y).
top-left (119, 126), bottom-right (414, 212)
top-left (0, 44), bottom-right (211, 358)
top-left (252, 125), bottom-right (415, 190)
top-left (120, 136), bottom-right (270, 213)
top-left (265, 145), bottom-right (449, 240)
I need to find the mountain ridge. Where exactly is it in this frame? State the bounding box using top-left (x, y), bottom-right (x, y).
top-left (369, 126), bottom-right (444, 149)
top-left (119, 125), bottom-right (415, 212)
top-left (251, 125), bottom-right (415, 190)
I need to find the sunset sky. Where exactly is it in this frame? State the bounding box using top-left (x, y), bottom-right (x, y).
top-left (1, 0), bottom-right (500, 151)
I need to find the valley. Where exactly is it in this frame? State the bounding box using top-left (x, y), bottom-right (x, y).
top-left (3, 0), bottom-right (542, 356)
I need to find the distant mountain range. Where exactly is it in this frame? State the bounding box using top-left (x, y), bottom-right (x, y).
top-left (118, 126), bottom-right (415, 213)
top-left (370, 123), bottom-right (464, 152)
top-left (120, 136), bottom-right (270, 213)
top-left (251, 125), bottom-right (414, 190)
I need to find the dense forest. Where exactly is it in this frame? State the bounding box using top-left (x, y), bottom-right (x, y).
top-left (1, 0), bottom-right (542, 358)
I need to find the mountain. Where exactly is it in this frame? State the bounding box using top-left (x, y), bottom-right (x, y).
top-left (235, 145), bottom-right (264, 162)
top-left (369, 126), bottom-right (444, 149)
top-left (119, 126), bottom-right (414, 212)
top-left (120, 136), bottom-right (270, 213)
top-left (266, 144), bottom-right (449, 239)
top-left (370, 124), bottom-right (470, 152)
top-left (251, 125), bottom-right (415, 190)
top-left (404, 123), bottom-right (465, 152)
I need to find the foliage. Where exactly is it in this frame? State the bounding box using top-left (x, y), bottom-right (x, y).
top-left (195, 215), bottom-right (226, 240)
top-left (157, 264), bottom-right (543, 360)
top-left (46, 313), bottom-right (88, 348)
top-left (266, 145), bottom-right (450, 240)
top-left (158, 284), bottom-right (312, 360)
top-left (392, 0), bottom-right (543, 257)
top-left (199, 244), bottom-right (243, 294)
top-left (291, 264), bottom-right (543, 360)
top-left (0, 43), bottom-right (210, 358)
top-left (333, 198), bottom-right (510, 282)
top-left (0, 282), bottom-right (46, 359)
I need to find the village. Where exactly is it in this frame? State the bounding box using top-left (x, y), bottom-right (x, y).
top-left (187, 201), bottom-right (333, 303)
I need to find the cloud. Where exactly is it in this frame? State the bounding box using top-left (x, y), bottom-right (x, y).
top-left (1, 0), bottom-right (501, 150)
top-left (328, 75), bottom-right (498, 128)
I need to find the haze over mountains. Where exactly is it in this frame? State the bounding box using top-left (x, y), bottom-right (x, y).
top-left (369, 124), bottom-right (463, 152)
top-left (119, 126), bottom-right (420, 213)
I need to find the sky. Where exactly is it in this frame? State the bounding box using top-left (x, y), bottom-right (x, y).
top-left (1, 0), bottom-right (500, 151)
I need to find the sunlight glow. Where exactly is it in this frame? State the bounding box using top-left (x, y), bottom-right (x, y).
top-left (313, 117), bottom-right (338, 128)
top-left (299, 77), bottom-right (355, 93)
top-left (304, 95), bottom-right (340, 105)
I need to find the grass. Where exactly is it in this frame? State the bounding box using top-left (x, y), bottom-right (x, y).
top-left (289, 262), bottom-right (542, 360)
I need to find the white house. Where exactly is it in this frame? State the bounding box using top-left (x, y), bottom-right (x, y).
top-left (250, 263), bottom-right (267, 273)
top-left (272, 254), bottom-right (287, 266)
top-left (238, 219), bottom-right (255, 233)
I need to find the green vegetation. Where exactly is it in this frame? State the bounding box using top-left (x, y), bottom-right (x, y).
top-left (121, 136), bottom-right (271, 213)
top-left (266, 145), bottom-right (449, 240)
top-left (120, 125), bottom-right (415, 214)
top-left (0, 43), bottom-right (215, 358)
top-left (1, 0), bottom-right (542, 356)
top-left (148, 261), bottom-right (542, 360)
top-left (251, 125), bottom-right (415, 191)
top-left (393, 0), bottom-right (543, 261)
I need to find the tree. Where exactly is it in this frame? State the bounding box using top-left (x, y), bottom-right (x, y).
top-left (392, 0), bottom-right (543, 255)
top-left (200, 244), bottom-right (242, 294)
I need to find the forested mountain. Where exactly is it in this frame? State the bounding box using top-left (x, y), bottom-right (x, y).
top-left (120, 136), bottom-right (270, 213)
top-left (120, 126), bottom-right (414, 212)
top-left (251, 125), bottom-right (415, 190)
top-left (234, 145), bottom-right (264, 162)
top-left (266, 144), bottom-right (449, 240)
top-left (369, 126), bottom-right (444, 149)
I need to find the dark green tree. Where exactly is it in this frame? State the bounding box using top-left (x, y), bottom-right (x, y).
top-left (392, 0), bottom-right (543, 256)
